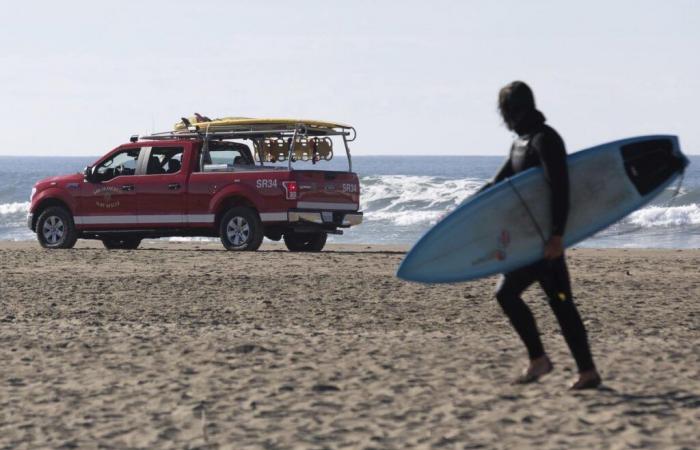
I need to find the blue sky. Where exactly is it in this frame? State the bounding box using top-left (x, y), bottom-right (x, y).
top-left (1, 0), bottom-right (698, 156)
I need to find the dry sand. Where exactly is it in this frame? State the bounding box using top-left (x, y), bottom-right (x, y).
top-left (0, 241), bottom-right (698, 449)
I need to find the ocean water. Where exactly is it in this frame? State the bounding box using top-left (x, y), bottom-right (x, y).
top-left (1, 155), bottom-right (699, 248)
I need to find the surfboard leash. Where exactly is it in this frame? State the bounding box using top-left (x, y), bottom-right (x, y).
top-left (506, 179), bottom-right (569, 300)
top-left (667, 171), bottom-right (685, 207)
top-left (506, 178), bottom-right (547, 245)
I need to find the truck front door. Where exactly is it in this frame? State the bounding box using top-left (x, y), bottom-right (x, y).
top-left (76, 147), bottom-right (144, 228)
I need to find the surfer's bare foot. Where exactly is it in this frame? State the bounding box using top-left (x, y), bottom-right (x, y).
top-left (570, 369), bottom-right (602, 390)
top-left (513, 355), bottom-right (553, 384)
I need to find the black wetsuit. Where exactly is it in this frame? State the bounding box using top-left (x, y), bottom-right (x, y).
top-left (490, 109), bottom-right (595, 373)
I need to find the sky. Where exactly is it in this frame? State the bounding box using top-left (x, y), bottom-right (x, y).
top-left (0, 0), bottom-right (698, 156)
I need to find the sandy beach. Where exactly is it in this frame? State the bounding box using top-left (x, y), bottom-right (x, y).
top-left (0, 241), bottom-right (698, 449)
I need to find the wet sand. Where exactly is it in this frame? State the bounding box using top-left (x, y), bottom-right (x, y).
top-left (0, 241), bottom-right (698, 449)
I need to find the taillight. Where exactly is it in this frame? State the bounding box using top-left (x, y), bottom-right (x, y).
top-left (282, 181), bottom-right (298, 200)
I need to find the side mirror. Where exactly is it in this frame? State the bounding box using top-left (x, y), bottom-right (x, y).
top-left (83, 166), bottom-right (96, 182)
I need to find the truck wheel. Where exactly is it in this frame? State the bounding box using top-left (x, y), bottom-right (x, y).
top-left (36, 206), bottom-right (78, 249)
top-left (283, 232), bottom-right (327, 252)
top-left (102, 237), bottom-right (142, 250)
top-left (220, 207), bottom-right (263, 251)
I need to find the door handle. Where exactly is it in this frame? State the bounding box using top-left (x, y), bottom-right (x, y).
top-left (121, 184), bottom-right (134, 191)
top-left (168, 183), bottom-right (181, 190)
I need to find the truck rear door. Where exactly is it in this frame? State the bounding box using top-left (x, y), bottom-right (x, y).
top-left (132, 143), bottom-right (189, 227)
top-left (293, 170), bottom-right (360, 211)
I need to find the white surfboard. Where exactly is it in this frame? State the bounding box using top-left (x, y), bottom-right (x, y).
top-left (397, 135), bottom-right (688, 283)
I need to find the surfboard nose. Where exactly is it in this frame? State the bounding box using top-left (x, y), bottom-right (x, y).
top-left (396, 257), bottom-right (420, 282)
top-left (396, 249), bottom-right (437, 283)
top-left (621, 135), bottom-right (688, 196)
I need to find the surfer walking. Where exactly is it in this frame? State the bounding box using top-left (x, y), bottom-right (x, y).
top-left (486, 81), bottom-right (602, 389)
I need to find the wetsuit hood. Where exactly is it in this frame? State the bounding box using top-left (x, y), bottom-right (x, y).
top-left (513, 109), bottom-right (546, 136)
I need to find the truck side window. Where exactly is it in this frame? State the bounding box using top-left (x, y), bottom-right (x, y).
top-left (95, 148), bottom-right (141, 182)
top-left (209, 148), bottom-right (254, 166)
top-left (147, 147), bottom-right (184, 175)
top-left (199, 142), bottom-right (255, 171)
top-left (210, 149), bottom-right (239, 165)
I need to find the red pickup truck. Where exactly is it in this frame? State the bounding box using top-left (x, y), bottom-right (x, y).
top-left (28, 118), bottom-right (363, 251)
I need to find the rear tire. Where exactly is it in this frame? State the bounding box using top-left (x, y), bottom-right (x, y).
top-left (102, 237), bottom-right (142, 250)
top-left (283, 232), bottom-right (327, 252)
top-left (219, 207), bottom-right (264, 251)
top-left (36, 206), bottom-right (78, 249)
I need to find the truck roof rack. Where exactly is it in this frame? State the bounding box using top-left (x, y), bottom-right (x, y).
top-left (139, 127), bottom-right (353, 142)
top-left (137, 124), bottom-right (357, 172)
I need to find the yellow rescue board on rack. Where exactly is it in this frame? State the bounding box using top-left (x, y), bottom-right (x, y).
top-left (174, 117), bottom-right (351, 132)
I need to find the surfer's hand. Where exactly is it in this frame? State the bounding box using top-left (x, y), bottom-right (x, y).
top-left (544, 235), bottom-right (563, 260)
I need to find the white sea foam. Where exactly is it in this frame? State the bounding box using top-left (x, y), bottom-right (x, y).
top-left (359, 176), bottom-right (700, 231)
top-left (0, 202), bottom-right (30, 229)
top-left (369, 210), bottom-right (445, 226)
top-left (0, 202), bottom-right (29, 215)
top-left (360, 175), bottom-right (481, 226)
top-left (167, 236), bottom-right (217, 242)
top-left (626, 203), bottom-right (700, 228)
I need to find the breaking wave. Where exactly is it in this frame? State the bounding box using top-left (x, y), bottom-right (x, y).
top-left (0, 202), bottom-right (32, 240)
top-left (359, 175), bottom-right (700, 230)
top-left (626, 204), bottom-right (700, 228)
top-left (0, 201), bottom-right (29, 215)
top-left (360, 175), bottom-right (482, 226)
top-left (0, 201), bottom-right (30, 226)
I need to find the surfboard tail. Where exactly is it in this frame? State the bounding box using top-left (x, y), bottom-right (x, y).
top-left (621, 135), bottom-right (688, 196)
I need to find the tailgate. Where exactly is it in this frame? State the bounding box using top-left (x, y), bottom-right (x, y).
top-left (293, 170), bottom-right (360, 211)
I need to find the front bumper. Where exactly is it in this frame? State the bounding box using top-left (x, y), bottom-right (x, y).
top-left (288, 210), bottom-right (363, 227)
top-left (27, 212), bottom-right (34, 231)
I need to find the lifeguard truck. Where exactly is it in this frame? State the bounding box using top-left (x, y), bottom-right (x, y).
top-left (28, 117), bottom-right (363, 251)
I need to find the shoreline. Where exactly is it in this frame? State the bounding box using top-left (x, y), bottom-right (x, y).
top-left (1, 239), bottom-right (699, 252)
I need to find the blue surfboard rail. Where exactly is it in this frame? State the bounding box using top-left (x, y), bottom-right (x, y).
top-left (397, 135), bottom-right (688, 284)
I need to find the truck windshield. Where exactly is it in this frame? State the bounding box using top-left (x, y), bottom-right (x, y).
top-left (95, 148), bottom-right (141, 181)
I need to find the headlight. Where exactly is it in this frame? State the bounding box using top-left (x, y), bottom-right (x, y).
top-left (30, 187), bottom-right (37, 201)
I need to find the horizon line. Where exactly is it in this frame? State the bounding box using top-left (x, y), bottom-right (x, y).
top-left (1, 153), bottom-right (699, 158)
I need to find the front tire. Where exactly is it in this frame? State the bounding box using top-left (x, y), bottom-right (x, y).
top-left (283, 232), bottom-right (327, 252)
top-left (36, 206), bottom-right (78, 249)
top-left (102, 237), bottom-right (142, 250)
top-left (219, 207), bottom-right (263, 251)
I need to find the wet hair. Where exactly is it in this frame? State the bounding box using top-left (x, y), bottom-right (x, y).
top-left (498, 81), bottom-right (536, 131)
